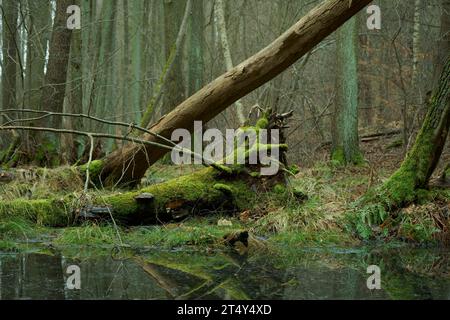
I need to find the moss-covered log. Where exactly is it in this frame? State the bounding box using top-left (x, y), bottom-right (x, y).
top-left (0, 165), bottom-right (285, 227)
top-left (0, 110), bottom-right (291, 226)
top-left (355, 57), bottom-right (450, 227)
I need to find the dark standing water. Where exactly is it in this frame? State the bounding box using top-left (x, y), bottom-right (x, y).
top-left (0, 246), bottom-right (448, 300)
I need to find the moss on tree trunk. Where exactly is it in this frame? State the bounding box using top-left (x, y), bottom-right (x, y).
top-left (355, 57), bottom-right (450, 228)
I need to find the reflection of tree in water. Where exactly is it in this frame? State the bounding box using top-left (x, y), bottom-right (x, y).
top-left (0, 253), bottom-right (65, 300)
top-left (0, 247), bottom-right (448, 300)
top-left (137, 250), bottom-right (294, 300)
top-left (363, 248), bottom-right (450, 300)
top-left (138, 248), bottom-right (450, 300)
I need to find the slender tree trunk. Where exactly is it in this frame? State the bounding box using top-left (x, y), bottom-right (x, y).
top-left (62, 3), bottom-right (83, 163)
top-left (0, 1), bottom-right (19, 165)
top-left (432, 0), bottom-right (450, 88)
top-left (120, 0), bottom-right (130, 125)
top-left (37, 0), bottom-right (73, 164)
top-left (96, 0), bottom-right (372, 187)
top-left (140, 0), bottom-right (191, 128)
top-left (162, 0), bottom-right (186, 115)
top-left (129, 0), bottom-right (144, 122)
top-left (20, 0), bottom-right (52, 161)
top-left (214, 0), bottom-right (246, 125)
top-left (1, 1), bottom-right (18, 111)
top-left (187, 0), bottom-right (204, 96)
top-left (331, 16), bottom-right (362, 165)
top-left (407, 0), bottom-right (424, 149)
top-left (25, 0), bottom-right (51, 111)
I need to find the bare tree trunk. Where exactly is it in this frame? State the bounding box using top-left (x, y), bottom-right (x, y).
top-left (140, 0), bottom-right (191, 128)
top-left (97, 0), bottom-right (372, 187)
top-left (0, 1), bottom-right (19, 164)
top-left (63, 4), bottom-right (83, 163)
top-left (162, 0), bottom-right (186, 116)
top-left (1, 1), bottom-right (18, 111)
top-left (432, 0), bottom-right (450, 88)
top-left (214, 0), bottom-right (246, 125)
top-left (187, 0), bottom-right (204, 97)
top-left (331, 16), bottom-right (362, 165)
top-left (37, 0), bottom-right (73, 165)
top-left (407, 0), bottom-right (424, 149)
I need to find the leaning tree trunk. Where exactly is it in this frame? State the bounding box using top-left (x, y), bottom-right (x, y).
top-left (95, 0), bottom-right (372, 187)
top-left (359, 57), bottom-right (450, 222)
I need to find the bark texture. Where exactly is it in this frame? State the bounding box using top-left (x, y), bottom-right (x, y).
top-left (331, 16), bottom-right (362, 165)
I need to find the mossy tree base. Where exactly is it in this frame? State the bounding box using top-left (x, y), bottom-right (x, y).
top-left (352, 58), bottom-right (450, 238)
top-left (331, 146), bottom-right (364, 167)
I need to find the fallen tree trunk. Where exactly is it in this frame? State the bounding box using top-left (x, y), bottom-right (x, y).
top-left (355, 57), bottom-right (450, 229)
top-left (0, 167), bottom-right (257, 226)
top-left (97, 0), bottom-right (372, 187)
top-left (0, 112), bottom-right (291, 226)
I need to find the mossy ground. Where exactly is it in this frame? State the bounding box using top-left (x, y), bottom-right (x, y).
top-left (1, 158), bottom-right (448, 252)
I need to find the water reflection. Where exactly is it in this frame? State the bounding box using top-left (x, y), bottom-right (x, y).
top-left (0, 247), bottom-right (448, 300)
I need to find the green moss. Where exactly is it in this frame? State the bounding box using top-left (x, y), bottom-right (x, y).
top-left (78, 159), bottom-right (104, 185)
top-left (256, 117), bottom-right (269, 129)
top-left (96, 167), bottom-right (254, 222)
top-left (288, 164), bottom-right (300, 175)
top-left (249, 172), bottom-right (261, 178)
top-left (213, 183), bottom-right (233, 194)
top-left (273, 184), bottom-right (286, 194)
top-left (0, 164), bottom-right (257, 227)
top-left (331, 147), bottom-right (346, 166)
top-left (0, 197), bottom-right (73, 226)
top-left (34, 140), bottom-right (59, 166)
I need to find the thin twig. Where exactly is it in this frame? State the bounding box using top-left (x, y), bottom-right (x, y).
top-left (84, 134), bottom-right (94, 192)
top-left (0, 124), bottom-right (214, 166)
top-left (0, 108), bottom-right (177, 147)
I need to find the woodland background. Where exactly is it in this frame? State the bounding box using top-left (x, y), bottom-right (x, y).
top-left (0, 0), bottom-right (449, 169)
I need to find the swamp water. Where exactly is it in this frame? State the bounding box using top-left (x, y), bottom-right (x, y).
top-left (0, 246), bottom-right (448, 300)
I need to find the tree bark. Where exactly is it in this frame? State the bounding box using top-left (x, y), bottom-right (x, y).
top-left (1, 1), bottom-right (18, 111)
top-left (187, 0), bottom-right (204, 97)
top-left (98, 0), bottom-right (372, 187)
top-left (63, 0), bottom-right (83, 163)
top-left (37, 0), bottom-right (73, 163)
top-left (162, 0), bottom-right (187, 116)
top-left (432, 0), bottom-right (450, 89)
top-left (214, 0), bottom-right (246, 125)
top-left (331, 16), bottom-right (362, 165)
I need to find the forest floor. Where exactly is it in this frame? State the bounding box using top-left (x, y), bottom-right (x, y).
top-left (0, 133), bottom-right (449, 253)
